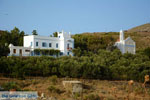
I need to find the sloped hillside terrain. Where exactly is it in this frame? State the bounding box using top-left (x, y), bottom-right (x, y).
top-left (125, 23), bottom-right (150, 50)
top-left (0, 77), bottom-right (150, 100)
top-left (128, 23), bottom-right (150, 32)
top-left (73, 23), bottom-right (150, 51)
top-left (0, 24), bottom-right (150, 99)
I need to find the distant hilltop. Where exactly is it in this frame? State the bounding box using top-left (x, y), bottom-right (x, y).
top-left (128, 23), bottom-right (150, 32)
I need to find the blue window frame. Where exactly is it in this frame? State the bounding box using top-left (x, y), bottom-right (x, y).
top-left (67, 44), bottom-right (69, 48)
top-left (56, 43), bottom-right (58, 48)
top-left (60, 52), bottom-right (63, 56)
top-left (67, 52), bottom-right (70, 55)
top-left (49, 43), bottom-right (52, 47)
top-left (31, 42), bottom-right (32, 46)
top-left (36, 42), bottom-right (38, 47)
top-left (42, 42), bottom-right (47, 47)
top-left (35, 51), bottom-right (40, 55)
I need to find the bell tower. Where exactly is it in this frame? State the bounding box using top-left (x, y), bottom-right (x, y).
top-left (120, 30), bottom-right (124, 42)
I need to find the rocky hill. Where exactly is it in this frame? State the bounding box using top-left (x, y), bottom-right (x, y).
top-left (128, 23), bottom-right (150, 32)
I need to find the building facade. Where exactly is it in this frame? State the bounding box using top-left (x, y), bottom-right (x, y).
top-left (9, 44), bottom-right (31, 56)
top-left (9, 30), bottom-right (74, 56)
top-left (115, 30), bottom-right (136, 54)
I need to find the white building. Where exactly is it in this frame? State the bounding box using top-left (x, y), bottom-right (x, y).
top-left (9, 44), bottom-right (31, 56)
top-left (9, 30), bottom-right (74, 56)
top-left (115, 30), bottom-right (136, 54)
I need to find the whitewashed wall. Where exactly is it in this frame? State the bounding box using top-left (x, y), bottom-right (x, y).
top-left (23, 32), bottom-right (74, 56)
top-left (9, 44), bottom-right (31, 56)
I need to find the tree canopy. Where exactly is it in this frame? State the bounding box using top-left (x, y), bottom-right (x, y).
top-left (0, 27), bottom-right (25, 57)
top-left (32, 30), bottom-right (38, 35)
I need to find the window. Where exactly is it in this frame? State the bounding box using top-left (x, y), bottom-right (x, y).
top-left (42, 42), bottom-right (47, 47)
top-left (49, 43), bottom-right (52, 47)
top-left (25, 50), bottom-right (30, 52)
top-left (67, 44), bottom-right (69, 48)
top-left (67, 52), bottom-right (70, 55)
top-left (60, 52), bottom-right (63, 56)
top-left (56, 43), bottom-right (58, 48)
top-left (31, 42), bottom-right (32, 46)
top-left (13, 49), bottom-right (16, 54)
top-left (19, 49), bottom-right (22, 55)
top-left (36, 42), bottom-right (38, 47)
top-left (36, 51), bottom-right (40, 55)
top-left (35, 51), bottom-right (40, 55)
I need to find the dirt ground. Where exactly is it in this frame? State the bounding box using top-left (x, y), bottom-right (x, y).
top-left (0, 77), bottom-right (150, 100)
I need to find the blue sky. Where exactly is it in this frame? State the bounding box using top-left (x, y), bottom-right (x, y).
top-left (0, 0), bottom-right (150, 36)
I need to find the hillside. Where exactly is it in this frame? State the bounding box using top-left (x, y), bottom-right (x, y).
top-left (123, 31), bottom-right (150, 50)
top-left (1, 26), bottom-right (150, 99)
top-left (1, 24), bottom-right (150, 57)
top-left (73, 23), bottom-right (150, 51)
top-left (126, 23), bottom-right (150, 50)
top-left (0, 77), bottom-right (150, 100)
top-left (128, 23), bottom-right (150, 32)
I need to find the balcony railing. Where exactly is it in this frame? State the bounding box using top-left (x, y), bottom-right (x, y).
top-left (67, 47), bottom-right (72, 51)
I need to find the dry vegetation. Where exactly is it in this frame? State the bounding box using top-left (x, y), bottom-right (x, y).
top-left (1, 24), bottom-right (150, 100)
top-left (125, 31), bottom-right (150, 50)
top-left (74, 23), bottom-right (150, 51)
top-left (0, 76), bottom-right (150, 100)
top-left (124, 23), bottom-right (150, 50)
top-left (91, 23), bottom-right (150, 51)
top-left (128, 23), bottom-right (150, 32)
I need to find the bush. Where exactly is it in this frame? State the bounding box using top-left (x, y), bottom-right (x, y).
top-left (49, 75), bottom-right (58, 85)
top-left (2, 82), bottom-right (21, 91)
top-left (48, 85), bottom-right (61, 94)
top-left (0, 49), bottom-right (150, 82)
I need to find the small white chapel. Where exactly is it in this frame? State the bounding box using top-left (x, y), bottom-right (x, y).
top-left (114, 30), bottom-right (136, 54)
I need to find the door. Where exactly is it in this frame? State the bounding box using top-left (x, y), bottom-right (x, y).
top-left (19, 49), bottom-right (22, 56)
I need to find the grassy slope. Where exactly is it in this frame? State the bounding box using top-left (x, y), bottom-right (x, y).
top-left (128, 23), bottom-right (150, 32)
top-left (77, 23), bottom-right (150, 51)
top-left (126, 23), bottom-right (150, 50)
top-left (76, 31), bottom-right (150, 51)
top-left (0, 77), bottom-right (150, 100)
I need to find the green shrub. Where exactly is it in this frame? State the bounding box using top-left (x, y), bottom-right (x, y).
top-left (2, 82), bottom-right (21, 91)
top-left (49, 75), bottom-right (58, 85)
top-left (0, 48), bottom-right (150, 82)
top-left (48, 85), bottom-right (61, 94)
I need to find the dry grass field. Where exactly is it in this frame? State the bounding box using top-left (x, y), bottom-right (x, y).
top-left (0, 76), bottom-right (150, 100)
